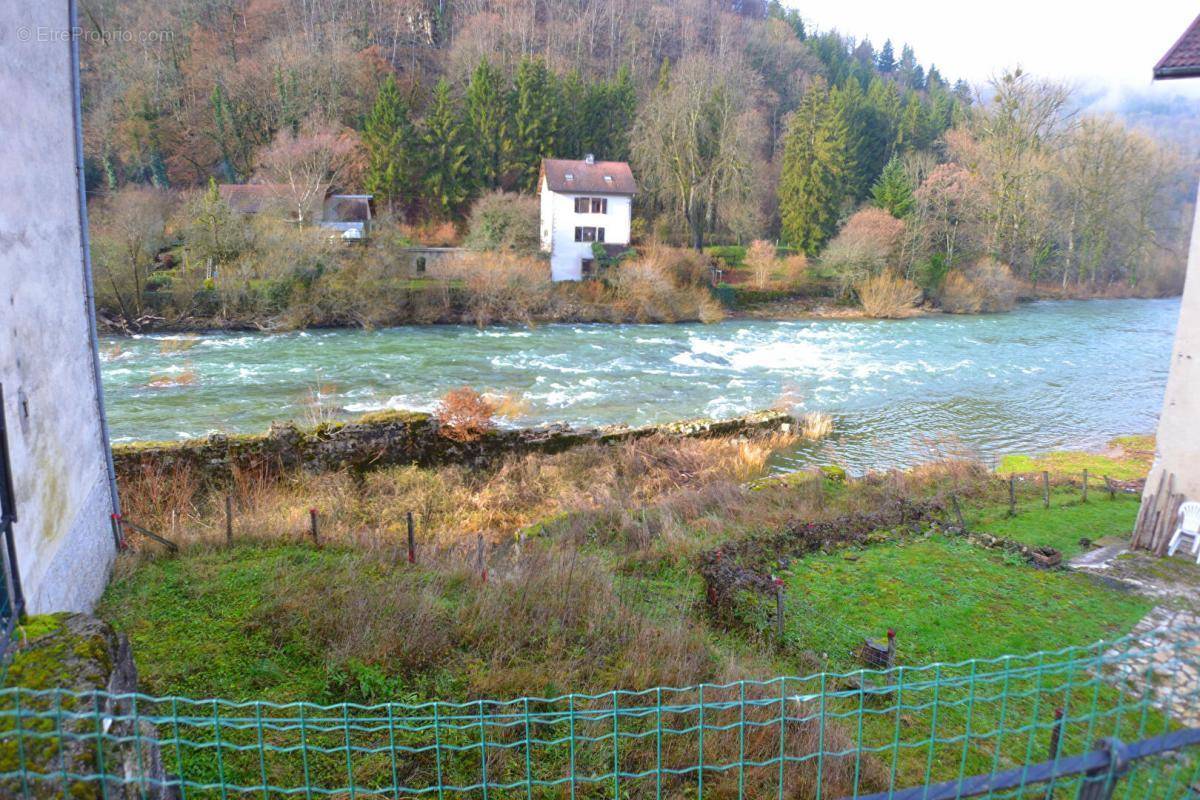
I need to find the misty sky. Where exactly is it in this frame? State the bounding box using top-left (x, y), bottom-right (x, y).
top-left (791, 1), bottom-right (1200, 101)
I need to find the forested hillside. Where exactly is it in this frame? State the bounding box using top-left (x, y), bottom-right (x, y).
top-left (80, 0), bottom-right (1193, 328)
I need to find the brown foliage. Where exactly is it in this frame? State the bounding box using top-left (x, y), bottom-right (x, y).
top-left (435, 386), bottom-right (498, 441)
top-left (821, 208), bottom-right (905, 294)
top-left (855, 271), bottom-right (922, 318)
top-left (940, 258), bottom-right (1019, 314)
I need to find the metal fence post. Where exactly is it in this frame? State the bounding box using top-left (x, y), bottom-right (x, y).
top-left (1077, 739), bottom-right (1129, 800)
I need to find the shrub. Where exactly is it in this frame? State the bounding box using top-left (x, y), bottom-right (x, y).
top-left (820, 208), bottom-right (905, 295)
top-left (744, 239), bottom-right (776, 288)
top-left (855, 271), bottom-right (922, 318)
top-left (444, 252), bottom-right (553, 326)
top-left (463, 190), bottom-right (540, 251)
top-left (940, 258), bottom-right (1019, 314)
top-left (435, 386), bottom-right (497, 441)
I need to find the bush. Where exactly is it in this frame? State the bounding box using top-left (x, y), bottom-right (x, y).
top-left (435, 386), bottom-right (497, 441)
top-left (463, 190), bottom-right (540, 252)
top-left (820, 208), bottom-right (905, 295)
top-left (443, 252), bottom-right (553, 326)
top-left (940, 258), bottom-right (1019, 314)
top-left (744, 239), bottom-right (776, 289)
top-left (855, 271), bottom-right (922, 318)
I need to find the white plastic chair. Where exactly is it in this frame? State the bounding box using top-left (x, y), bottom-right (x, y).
top-left (1167, 502), bottom-right (1200, 562)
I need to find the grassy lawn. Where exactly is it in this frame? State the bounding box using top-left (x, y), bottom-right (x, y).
top-left (782, 535), bottom-right (1150, 670)
top-left (997, 434), bottom-right (1153, 481)
top-left (971, 492), bottom-right (1142, 558)
top-left (779, 530), bottom-right (1155, 788)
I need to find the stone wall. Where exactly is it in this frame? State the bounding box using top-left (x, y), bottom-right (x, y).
top-left (113, 410), bottom-right (795, 485)
top-left (1, 613), bottom-right (170, 799)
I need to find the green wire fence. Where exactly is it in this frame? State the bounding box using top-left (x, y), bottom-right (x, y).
top-left (1, 626), bottom-right (1198, 799)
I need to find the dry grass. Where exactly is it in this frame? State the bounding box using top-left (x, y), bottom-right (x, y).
top-left (856, 271), bottom-right (922, 318)
top-left (610, 249), bottom-right (727, 323)
top-left (299, 383), bottom-right (341, 427)
top-left (483, 389), bottom-right (532, 420)
top-left (116, 429), bottom-right (799, 556)
top-left (940, 258), bottom-right (1019, 314)
top-left (799, 410), bottom-right (834, 440)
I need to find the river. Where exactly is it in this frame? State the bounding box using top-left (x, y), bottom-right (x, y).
top-left (100, 298), bottom-right (1177, 472)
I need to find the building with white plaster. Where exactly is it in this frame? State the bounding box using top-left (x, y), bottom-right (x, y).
top-left (1133, 14), bottom-right (1200, 552)
top-left (539, 156), bottom-right (636, 281)
top-left (0, 0), bottom-right (120, 618)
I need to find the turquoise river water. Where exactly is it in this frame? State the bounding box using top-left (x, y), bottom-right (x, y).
top-left (100, 298), bottom-right (1178, 472)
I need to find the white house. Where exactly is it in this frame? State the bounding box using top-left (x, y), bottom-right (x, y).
top-left (539, 156), bottom-right (637, 281)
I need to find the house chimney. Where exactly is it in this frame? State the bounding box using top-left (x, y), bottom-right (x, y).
top-left (584, 153), bottom-right (595, 165)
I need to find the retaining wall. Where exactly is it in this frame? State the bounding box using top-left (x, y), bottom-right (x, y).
top-left (113, 410), bottom-right (795, 485)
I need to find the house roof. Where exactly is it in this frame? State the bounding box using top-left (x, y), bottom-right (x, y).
top-left (217, 184), bottom-right (288, 213)
top-left (541, 158), bottom-right (637, 195)
top-left (1155, 13), bottom-right (1200, 79)
top-left (323, 194), bottom-right (372, 223)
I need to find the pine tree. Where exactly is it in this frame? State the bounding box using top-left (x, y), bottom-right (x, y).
top-left (876, 39), bottom-right (896, 74)
top-left (509, 58), bottom-right (558, 191)
top-left (861, 77), bottom-right (902, 185)
top-left (831, 79), bottom-right (869, 200)
top-left (870, 155), bottom-right (915, 218)
top-left (605, 65), bottom-right (638, 161)
top-left (896, 90), bottom-right (932, 153)
top-left (555, 70), bottom-right (587, 158)
top-left (363, 74), bottom-right (419, 216)
top-left (421, 79), bottom-right (472, 218)
top-left (778, 78), bottom-right (853, 253)
top-left (465, 59), bottom-right (511, 190)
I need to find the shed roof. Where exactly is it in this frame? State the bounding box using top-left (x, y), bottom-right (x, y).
top-left (541, 158), bottom-right (637, 195)
top-left (1155, 13), bottom-right (1200, 79)
top-left (323, 194), bottom-right (372, 223)
top-left (217, 184), bottom-right (288, 213)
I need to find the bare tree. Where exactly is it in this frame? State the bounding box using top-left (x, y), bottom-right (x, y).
top-left (256, 118), bottom-right (363, 226)
top-left (632, 54), bottom-right (766, 249)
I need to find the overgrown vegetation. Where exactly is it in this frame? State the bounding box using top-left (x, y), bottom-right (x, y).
top-left (82, 0), bottom-right (1190, 331)
top-left (97, 434), bottom-right (1166, 793)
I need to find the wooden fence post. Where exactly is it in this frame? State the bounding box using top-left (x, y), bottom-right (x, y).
top-left (1082, 469), bottom-right (1088, 503)
top-left (309, 508), bottom-right (320, 546)
top-left (406, 511), bottom-right (416, 564)
top-left (1042, 471), bottom-right (1050, 509)
top-left (1008, 474), bottom-right (1017, 517)
top-left (225, 495), bottom-right (233, 546)
top-left (1049, 708), bottom-right (1064, 760)
top-left (1105, 476), bottom-right (1115, 501)
top-left (476, 533), bottom-right (487, 582)
top-left (951, 494), bottom-right (967, 532)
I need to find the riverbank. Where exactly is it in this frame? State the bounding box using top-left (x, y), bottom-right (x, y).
top-left (72, 433), bottom-right (1180, 796)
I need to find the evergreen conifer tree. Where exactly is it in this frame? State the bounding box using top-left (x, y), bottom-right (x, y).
top-left (509, 58), bottom-right (558, 191)
top-left (465, 59), bottom-right (510, 189)
top-left (421, 78), bottom-right (472, 218)
top-left (363, 74), bottom-right (418, 216)
top-left (870, 155), bottom-right (915, 218)
top-left (778, 78), bottom-right (854, 253)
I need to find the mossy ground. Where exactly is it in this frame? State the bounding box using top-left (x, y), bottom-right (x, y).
top-left (996, 434), bottom-right (1154, 482)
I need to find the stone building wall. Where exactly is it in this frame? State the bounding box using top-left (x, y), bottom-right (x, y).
top-left (0, 0), bottom-right (119, 612)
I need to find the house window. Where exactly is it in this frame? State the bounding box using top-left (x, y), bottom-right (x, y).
top-left (574, 227), bottom-right (598, 242)
top-left (597, 227), bottom-right (605, 243)
top-left (415, 256), bottom-right (426, 275)
top-left (582, 259), bottom-right (596, 277)
top-left (591, 198), bottom-right (607, 214)
top-left (574, 197), bottom-right (590, 213)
